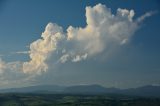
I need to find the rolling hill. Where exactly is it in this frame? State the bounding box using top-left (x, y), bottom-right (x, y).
top-left (0, 84), bottom-right (160, 97)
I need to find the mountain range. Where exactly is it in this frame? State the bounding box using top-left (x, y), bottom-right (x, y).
top-left (0, 84), bottom-right (160, 97)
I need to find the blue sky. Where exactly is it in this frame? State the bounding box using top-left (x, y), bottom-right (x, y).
top-left (0, 0), bottom-right (160, 89)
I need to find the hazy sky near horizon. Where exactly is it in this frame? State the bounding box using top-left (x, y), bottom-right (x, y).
top-left (0, 0), bottom-right (160, 89)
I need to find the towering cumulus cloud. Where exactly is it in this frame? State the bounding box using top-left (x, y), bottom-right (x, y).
top-left (23, 23), bottom-right (65, 74)
top-left (0, 4), bottom-right (154, 78)
top-left (66, 4), bottom-right (137, 57)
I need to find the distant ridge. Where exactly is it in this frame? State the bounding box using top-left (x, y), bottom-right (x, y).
top-left (0, 85), bottom-right (65, 93)
top-left (0, 84), bottom-right (160, 97)
top-left (63, 84), bottom-right (120, 94)
top-left (120, 85), bottom-right (160, 97)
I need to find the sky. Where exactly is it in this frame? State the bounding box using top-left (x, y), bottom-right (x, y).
top-left (0, 0), bottom-right (160, 89)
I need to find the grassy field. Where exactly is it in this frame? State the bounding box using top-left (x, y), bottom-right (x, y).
top-left (0, 93), bottom-right (160, 106)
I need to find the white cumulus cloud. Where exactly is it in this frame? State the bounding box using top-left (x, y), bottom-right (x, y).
top-left (0, 3), bottom-right (155, 83)
top-left (23, 23), bottom-right (65, 74)
top-left (21, 3), bottom-right (155, 74)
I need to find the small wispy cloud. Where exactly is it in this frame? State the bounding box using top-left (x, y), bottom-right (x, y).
top-left (137, 11), bottom-right (158, 23)
top-left (72, 54), bottom-right (88, 62)
top-left (15, 51), bottom-right (30, 54)
top-left (11, 51), bottom-right (30, 55)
